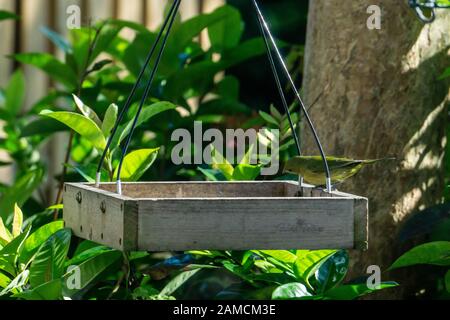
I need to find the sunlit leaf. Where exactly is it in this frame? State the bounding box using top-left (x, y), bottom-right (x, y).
top-left (272, 283), bottom-right (313, 300)
top-left (12, 204), bottom-right (23, 238)
top-left (20, 221), bottom-right (65, 265)
top-left (72, 94), bottom-right (102, 127)
top-left (29, 229), bottom-right (71, 288)
top-left (114, 148), bottom-right (159, 182)
top-left (40, 110), bottom-right (106, 151)
top-left (101, 103), bottom-right (118, 137)
top-left (389, 241), bottom-right (450, 270)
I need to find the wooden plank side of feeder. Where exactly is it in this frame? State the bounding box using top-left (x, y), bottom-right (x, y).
top-left (136, 197), bottom-right (355, 251)
top-left (63, 183), bottom-right (138, 251)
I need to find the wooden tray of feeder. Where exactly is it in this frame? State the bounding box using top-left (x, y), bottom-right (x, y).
top-left (63, 181), bottom-right (368, 251)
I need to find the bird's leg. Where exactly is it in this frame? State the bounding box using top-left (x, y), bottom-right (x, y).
top-left (296, 175), bottom-right (304, 197)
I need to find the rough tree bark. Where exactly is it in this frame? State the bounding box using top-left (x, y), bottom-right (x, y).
top-left (302, 0), bottom-right (450, 298)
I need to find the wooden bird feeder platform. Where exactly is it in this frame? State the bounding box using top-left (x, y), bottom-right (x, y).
top-left (63, 181), bottom-right (368, 251)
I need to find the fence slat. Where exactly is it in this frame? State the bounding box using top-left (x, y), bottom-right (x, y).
top-left (88, 0), bottom-right (114, 23)
top-left (145, 0), bottom-right (167, 30)
top-left (117, 0), bottom-right (144, 40)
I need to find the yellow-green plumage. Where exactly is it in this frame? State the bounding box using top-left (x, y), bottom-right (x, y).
top-left (284, 156), bottom-right (395, 186)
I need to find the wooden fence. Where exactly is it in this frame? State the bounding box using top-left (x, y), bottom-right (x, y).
top-left (0, 0), bottom-right (224, 190)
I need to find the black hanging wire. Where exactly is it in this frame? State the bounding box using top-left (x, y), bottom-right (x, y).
top-left (252, 0), bottom-right (332, 192)
top-left (115, 0), bottom-right (182, 194)
top-left (256, 10), bottom-right (301, 156)
top-left (95, 0), bottom-right (181, 188)
top-left (409, 0), bottom-right (450, 23)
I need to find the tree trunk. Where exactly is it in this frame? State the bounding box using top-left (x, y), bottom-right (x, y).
top-left (302, 0), bottom-right (450, 298)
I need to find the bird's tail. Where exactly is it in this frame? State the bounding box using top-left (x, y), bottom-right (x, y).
top-left (362, 157), bottom-right (397, 164)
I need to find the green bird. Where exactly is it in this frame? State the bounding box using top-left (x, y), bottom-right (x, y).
top-left (284, 156), bottom-right (395, 186)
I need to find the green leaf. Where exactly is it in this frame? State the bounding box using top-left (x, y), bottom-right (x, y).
top-left (72, 94), bottom-right (102, 127)
top-left (272, 283), bottom-right (313, 300)
top-left (40, 26), bottom-right (72, 54)
top-left (21, 118), bottom-right (68, 137)
top-left (4, 70), bottom-right (25, 116)
top-left (12, 204), bottom-right (23, 238)
top-left (13, 53), bottom-right (78, 89)
top-left (62, 250), bottom-right (122, 298)
top-left (208, 5), bottom-right (243, 51)
top-left (14, 279), bottom-right (62, 300)
top-left (159, 269), bottom-right (201, 297)
top-left (114, 148), bottom-right (159, 182)
top-left (0, 10), bottom-right (19, 21)
top-left (258, 251), bottom-right (298, 265)
top-left (0, 272), bottom-right (11, 289)
top-left (20, 221), bottom-right (65, 265)
top-left (323, 282), bottom-right (398, 300)
top-left (232, 164), bottom-right (261, 181)
top-left (0, 226), bottom-right (32, 276)
top-left (389, 241), bottom-right (450, 270)
top-left (270, 105), bottom-right (283, 121)
top-left (115, 101), bottom-right (177, 146)
top-left (211, 145), bottom-right (234, 180)
top-left (40, 110), bottom-right (106, 151)
top-left (101, 103), bottom-right (118, 137)
top-left (0, 217), bottom-right (12, 245)
top-left (29, 229), bottom-right (71, 288)
top-left (259, 111), bottom-right (279, 126)
top-left (294, 250), bottom-right (337, 286)
top-left (0, 168), bottom-right (44, 220)
top-left (314, 250), bottom-right (349, 293)
top-left (0, 270), bottom-right (29, 297)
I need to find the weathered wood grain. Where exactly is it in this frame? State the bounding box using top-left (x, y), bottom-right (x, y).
top-left (137, 197), bottom-right (354, 251)
top-left (64, 183), bottom-right (137, 250)
top-left (63, 182), bottom-right (368, 251)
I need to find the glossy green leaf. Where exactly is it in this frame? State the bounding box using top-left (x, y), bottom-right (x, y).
top-left (258, 251), bottom-right (298, 265)
top-left (159, 269), bottom-right (201, 297)
top-left (0, 272), bottom-right (11, 289)
top-left (272, 283), bottom-right (313, 300)
top-left (232, 164), bottom-right (261, 181)
top-left (3, 70), bottom-right (25, 116)
top-left (101, 103), bottom-right (118, 137)
top-left (115, 101), bottom-right (177, 146)
top-left (72, 94), bottom-right (102, 127)
top-left (0, 168), bottom-right (44, 219)
top-left (12, 204), bottom-right (23, 238)
top-left (62, 250), bottom-right (122, 298)
top-left (14, 279), bottom-right (62, 300)
top-left (0, 270), bottom-right (29, 297)
top-left (0, 226), bottom-right (32, 276)
top-left (208, 6), bottom-right (243, 51)
top-left (0, 217), bottom-right (12, 245)
top-left (389, 241), bottom-right (450, 270)
top-left (259, 111), bottom-right (279, 126)
top-left (40, 110), bottom-right (106, 151)
top-left (20, 221), bottom-right (65, 265)
top-left (13, 53), bottom-right (78, 89)
top-left (29, 229), bottom-right (71, 288)
top-left (323, 282), bottom-right (398, 300)
top-left (211, 145), bottom-right (234, 180)
top-left (314, 250), bottom-right (349, 294)
top-left (294, 250), bottom-right (337, 285)
top-left (114, 148), bottom-right (159, 182)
